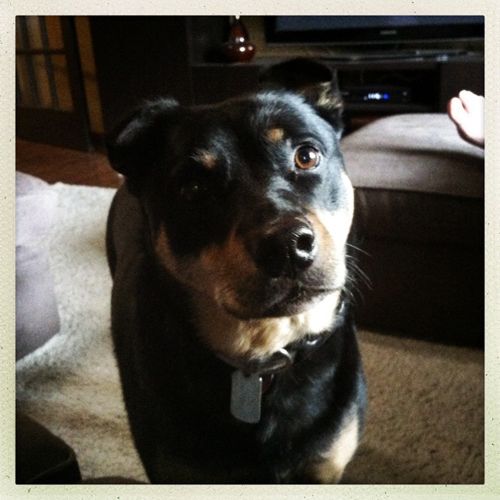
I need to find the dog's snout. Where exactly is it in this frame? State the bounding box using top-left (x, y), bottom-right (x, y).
top-left (253, 219), bottom-right (317, 278)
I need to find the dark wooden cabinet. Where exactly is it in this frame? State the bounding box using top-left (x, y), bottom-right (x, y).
top-left (89, 17), bottom-right (194, 132)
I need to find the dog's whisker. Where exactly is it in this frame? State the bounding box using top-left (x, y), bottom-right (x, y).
top-left (346, 242), bottom-right (371, 257)
top-left (348, 263), bottom-right (372, 290)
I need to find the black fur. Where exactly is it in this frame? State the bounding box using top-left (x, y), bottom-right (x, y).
top-left (106, 59), bottom-right (366, 483)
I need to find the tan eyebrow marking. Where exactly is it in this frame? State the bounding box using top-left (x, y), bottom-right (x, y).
top-left (194, 150), bottom-right (218, 170)
top-left (265, 127), bottom-right (285, 143)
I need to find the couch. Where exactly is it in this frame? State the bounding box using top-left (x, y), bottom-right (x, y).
top-left (342, 113), bottom-right (484, 347)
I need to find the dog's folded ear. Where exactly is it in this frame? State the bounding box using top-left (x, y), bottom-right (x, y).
top-left (106, 98), bottom-right (180, 178)
top-left (259, 58), bottom-right (344, 137)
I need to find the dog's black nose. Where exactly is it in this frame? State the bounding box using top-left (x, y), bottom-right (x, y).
top-left (253, 219), bottom-right (317, 278)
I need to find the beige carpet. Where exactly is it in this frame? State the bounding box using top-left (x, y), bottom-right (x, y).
top-left (16, 182), bottom-right (484, 484)
top-left (345, 331), bottom-right (483, 483)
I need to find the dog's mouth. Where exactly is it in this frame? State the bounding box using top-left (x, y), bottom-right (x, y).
top-left (220, 281), bottom-right (340, 319)
top-left (263, 284), bottom-right (339, 317)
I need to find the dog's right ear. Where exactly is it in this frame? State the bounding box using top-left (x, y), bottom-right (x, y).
top-left (259, 58), bottom-right (344, 137)
top-left (106, 98), bottom-right (180, 178)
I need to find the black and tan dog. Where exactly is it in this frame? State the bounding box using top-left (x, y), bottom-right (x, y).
top-left (106, 59), bottom-right (366, 483)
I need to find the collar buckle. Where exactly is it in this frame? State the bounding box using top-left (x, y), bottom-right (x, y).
top-left (245, 348), bottom-right (293, 376)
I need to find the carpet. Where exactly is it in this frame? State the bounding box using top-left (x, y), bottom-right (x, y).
top-left (16, 182), bottom-right (484, 484)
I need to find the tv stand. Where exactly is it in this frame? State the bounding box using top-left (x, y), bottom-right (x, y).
top-left (321, 48), bottom-right (473, 62)
top-left (190, 52), bottom-right (483, 132)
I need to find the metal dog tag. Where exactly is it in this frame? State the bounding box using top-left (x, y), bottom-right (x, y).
top-left (230, 370), bottom-right (262, 424)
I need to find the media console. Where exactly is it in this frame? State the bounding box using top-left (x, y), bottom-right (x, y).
top-left (190, 52), bottom-right (483, 132)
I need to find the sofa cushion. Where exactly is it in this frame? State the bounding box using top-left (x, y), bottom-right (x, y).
top-left (341, 113), bottom-right (484, 199)
top-left (353, 188), bottom-right (483, 249)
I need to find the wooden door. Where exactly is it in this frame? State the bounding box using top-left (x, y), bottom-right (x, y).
top-left (16, 16), bottom-right (92, 151)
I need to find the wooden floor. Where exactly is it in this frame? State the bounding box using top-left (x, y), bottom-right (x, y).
top-left (16, 139), bottom-right (123, 188)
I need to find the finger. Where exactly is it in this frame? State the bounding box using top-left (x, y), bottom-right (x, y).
top-left (448, 96), bottom-right (468, 126)
top-left (458, 90), bottom-right (483, 114)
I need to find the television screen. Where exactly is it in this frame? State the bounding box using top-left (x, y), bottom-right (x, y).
top-left (265, 16), bottom-right (484, 45)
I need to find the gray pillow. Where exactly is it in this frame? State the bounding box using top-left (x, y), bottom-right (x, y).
top-left (16, 172), bottom-right (60, 360)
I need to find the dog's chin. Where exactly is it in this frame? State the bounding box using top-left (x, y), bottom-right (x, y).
top-left (221, 285), bottom-right (338, 320)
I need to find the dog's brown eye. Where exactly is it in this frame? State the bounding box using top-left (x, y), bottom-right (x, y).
top-left (294, 145), bottom-right (320, 170)
top-left (180, 180), bottom-right (205, 201)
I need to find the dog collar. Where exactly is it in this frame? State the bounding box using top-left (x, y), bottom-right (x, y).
top-left (226, 333), bottom-right (333, 424)
top-left (223, 299), bottom-right (345, 424)
top-left (216, 347), bottom-right (293, 377)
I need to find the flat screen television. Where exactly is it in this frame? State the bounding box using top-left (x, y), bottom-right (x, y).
top-left (265, 16), bottom-right (484, 46)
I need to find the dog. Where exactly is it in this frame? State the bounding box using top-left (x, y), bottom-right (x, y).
top-left (105, 58), bottom-right (366, 483)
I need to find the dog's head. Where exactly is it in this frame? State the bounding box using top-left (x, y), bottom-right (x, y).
top-left (107, 59), bottom-right (354, 359)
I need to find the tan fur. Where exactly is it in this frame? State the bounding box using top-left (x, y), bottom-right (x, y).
top-left (155, 227), bottom-right (257, 305)
top-left (315, 171), bottom-right (355, 245)
top-left (302, 82), bottom-right (343, 112)
top-left (265, 127), bottom-right (285, 143)
top-left (308, 171), bottom-right (355, 290)
top-left (193, 290), bottom-right (341, 360)
top-left (309, 411), bottom-right (359, 483)
top-left (193, 150), bottom-right (217, 170)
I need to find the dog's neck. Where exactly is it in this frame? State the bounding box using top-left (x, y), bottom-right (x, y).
top-left (190, 290), bottom-right (345, 424)
top-left (190, 290), bottom-right (342, 363)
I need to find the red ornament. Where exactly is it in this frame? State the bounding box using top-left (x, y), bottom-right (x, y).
top-left (223, 17), bottom-right (256, 63)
